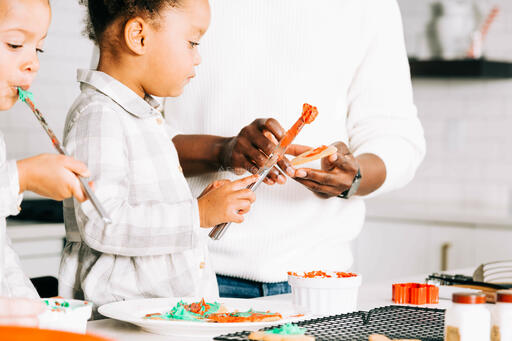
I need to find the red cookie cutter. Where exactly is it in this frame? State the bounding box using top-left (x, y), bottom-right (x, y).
top-left (392, 283), bottom-right (439, 305)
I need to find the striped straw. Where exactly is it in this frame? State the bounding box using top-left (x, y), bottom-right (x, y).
top-left (481, 6), bottom-right (500, 42)
top-left (467, 6), bottom-right (500, 58)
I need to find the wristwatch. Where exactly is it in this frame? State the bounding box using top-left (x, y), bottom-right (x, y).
top-left (338, 168), bottom-right (362, 199)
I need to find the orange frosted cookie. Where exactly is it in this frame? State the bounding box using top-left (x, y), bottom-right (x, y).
top-left (291, 145), bottom-right (337, 166)
top-left (208, 311), bottom-right (282, 323)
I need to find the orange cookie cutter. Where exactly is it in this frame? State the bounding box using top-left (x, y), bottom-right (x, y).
top-left (392, 283), bottom-right (439, 305)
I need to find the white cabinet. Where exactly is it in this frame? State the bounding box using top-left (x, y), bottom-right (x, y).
top-left (6, 223), bottom-right (65, 278)
top-left (352, 219), bottom-right (431, 283)
top-left (353, 217), bottom-right (512, 283)
top-left (429, 224), bottom-right (476, 272)
top-left (474, 227), bottom-right (512, 264)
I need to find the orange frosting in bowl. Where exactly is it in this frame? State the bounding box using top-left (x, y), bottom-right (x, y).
top-left (288, 271), bottom-right (358, 279)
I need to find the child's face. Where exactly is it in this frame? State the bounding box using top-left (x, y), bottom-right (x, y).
top-left (0, 0), bottom-right (50, 111)
top-left (143, 0), bottom-right (210, 98)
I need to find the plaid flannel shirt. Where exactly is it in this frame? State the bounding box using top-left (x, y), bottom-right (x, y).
top-left (59, 70), bottom-right (218, 312)
top-left (0, 132), bottom-right (38, 298)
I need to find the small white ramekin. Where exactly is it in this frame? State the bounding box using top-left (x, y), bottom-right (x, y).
top-left (288, 272), bottom-right (362, 316)
top-left (38, 298), bottom-right (93, 334)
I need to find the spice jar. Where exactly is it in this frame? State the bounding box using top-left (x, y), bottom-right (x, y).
top-left (492, 290), bottom-right (512, 341)
top-left (445, 292), bottom-right (490, 341)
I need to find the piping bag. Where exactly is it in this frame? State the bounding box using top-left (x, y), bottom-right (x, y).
top-left (209, 103), bottom-right (318, 240)
top-left (18, 88), bottom-right (112, 225)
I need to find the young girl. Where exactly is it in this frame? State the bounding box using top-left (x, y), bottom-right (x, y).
top-left (0, 0), bottom-right (89, 325)
top-left (60, 0), bottom-right (257, 310)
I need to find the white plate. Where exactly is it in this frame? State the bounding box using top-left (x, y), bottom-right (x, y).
top-left (98, 297), bottom-right (310, 340)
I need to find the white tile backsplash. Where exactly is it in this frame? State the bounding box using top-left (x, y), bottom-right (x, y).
top-left (377, 1), bottom-right (512, 211)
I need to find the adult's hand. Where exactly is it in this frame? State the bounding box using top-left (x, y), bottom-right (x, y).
top-left (290, 142), bottom-right (359, 198)
top-left (0, 297), bottom-right (44, 327)
top-left (219, 118), bottom-right (296, 185)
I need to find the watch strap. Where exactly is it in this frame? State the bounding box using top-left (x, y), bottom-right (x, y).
top-left (338, 168), bottom-right (362, 199)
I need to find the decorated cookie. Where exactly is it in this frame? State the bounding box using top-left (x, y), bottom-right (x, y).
top-left (208, 310), bottom-right (282, 323)
top-left (290, 145), bottom-right (337, 166)
top-left (144, 298), bottom-right (282, 323)
top-left (144, 299), bottom-right (226, 321)
top-left (249, 324), bottom-right (315, 341)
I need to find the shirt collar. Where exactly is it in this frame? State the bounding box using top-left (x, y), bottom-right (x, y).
top-left (77, 69), bottom-right (162, 119)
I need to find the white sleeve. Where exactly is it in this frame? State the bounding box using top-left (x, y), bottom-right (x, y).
top-left (3, 235), bottom-right (39, 298)
top-left (346, 0), bottom-right (426, 197)
top-left (0, 134), bottom-right (23, 217)
top-left (0, 135), bottom-right (35, 298)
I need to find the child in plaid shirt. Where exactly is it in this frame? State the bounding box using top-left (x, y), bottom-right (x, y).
top-left (59, 0), bottom-right (257, 311)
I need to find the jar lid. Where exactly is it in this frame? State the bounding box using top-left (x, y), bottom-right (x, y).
top-left (497, 290), bottom-right (512, 303)
top-left (452, 292), bottom-right (486, 304)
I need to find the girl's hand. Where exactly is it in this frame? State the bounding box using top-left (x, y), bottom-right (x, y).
top-left (0, 297), bottom-right (45, 327)
top-left (197, 175), bottom-right (258, 227)
top-left (198, 179), bottom-right (231, 197)
top-left (17, 154), bottom-right (90, 202)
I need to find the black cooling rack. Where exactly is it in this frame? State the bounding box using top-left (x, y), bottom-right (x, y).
top-left (214, 305), bottom-right (445, 341)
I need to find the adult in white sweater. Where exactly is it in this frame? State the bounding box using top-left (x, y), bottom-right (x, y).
top-left (165, 0), bottom-right (426, 297)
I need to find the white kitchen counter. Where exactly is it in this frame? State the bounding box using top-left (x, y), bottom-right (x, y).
top-left (86, 273), bottom-right (459, 341)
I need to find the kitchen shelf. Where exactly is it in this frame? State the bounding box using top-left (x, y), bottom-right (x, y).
top-left (409, 58), bottom-right (512, 78)
top-left (7, 199), bottom-right (63, 223)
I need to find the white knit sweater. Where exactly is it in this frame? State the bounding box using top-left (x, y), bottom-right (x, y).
top-left (164, 0), bottom-right (426, 283)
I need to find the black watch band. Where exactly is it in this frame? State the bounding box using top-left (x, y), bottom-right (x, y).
top-left (338, 168), bottom-right (362, 199)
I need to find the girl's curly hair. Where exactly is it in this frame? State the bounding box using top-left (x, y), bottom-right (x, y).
top-left (79, 0), bottom-right (182, 44)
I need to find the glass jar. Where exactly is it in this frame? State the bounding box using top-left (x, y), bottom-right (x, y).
top-left (435, 0), bottom-right (477, 60)
top-left (492, 290), bottom-right (512, 341)
top-left (445, 292), bottom-right (490, 341)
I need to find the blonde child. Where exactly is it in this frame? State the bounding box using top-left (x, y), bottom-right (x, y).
top-left (0, 0), bottom-right (89, 326)
top-left (60, 0), bottom-right (257, 310)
